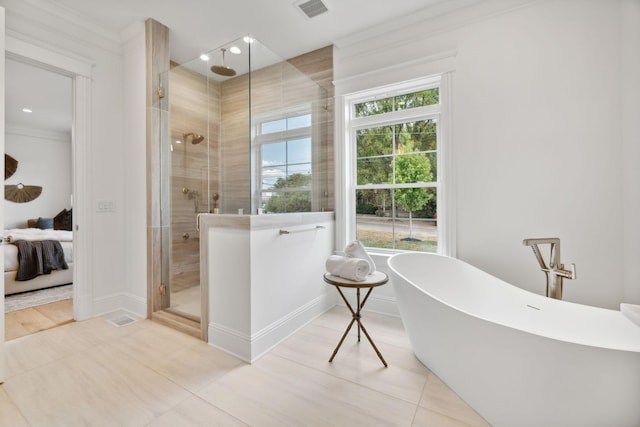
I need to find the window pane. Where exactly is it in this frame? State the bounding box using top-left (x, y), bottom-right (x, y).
top-left (287, 137), bottom-right (311, 164)
top-left (393, 153), bottom-right (434, 184)
top-left (264, 190), bottom-right (311, 213)
top-left (261, 119), bottom-right (286, 134)
top-left (400, 120), bottom-right (437, 152)
top-left (354, 88), bottom-right (439, 118)
top-left (354, 99), bottom-right (393, 118)
top-left (356, 126), bottom-right (393, 157)
top-left (355, 188), bottom-right (438, 252)
top-left (262, 166), bottom-right (285, 190)
top-left (286, 164), bottom-right (312, 188)
top-left (357, 157), bottom-right (392, 185)
top-left (395, 88), bottom-right (439, 111)
top-left (356, 189), bottom-right (394, 249)
top-left (393, 188), bottom-right (438, 252)
top-left (287, 114), bottom-right (311, 130)
top-left (262, 141), bottom-right (286, 166)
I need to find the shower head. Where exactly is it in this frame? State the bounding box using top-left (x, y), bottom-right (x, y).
top-left (183, 132), bottom-right (204, 144)
top-left (210, 48), bottom-right (236, 77)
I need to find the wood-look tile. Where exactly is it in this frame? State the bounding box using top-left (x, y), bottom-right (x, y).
top-left (419, 372), bottom-right (490, 427)
top-left (197, 353), bottom-right (417, 426)
top-left (108, 320), bottom-right (204, 366)
top-left (0, 386), bottom-right (30, 427)
top-left (3, 343), bottom-right (190, 427)
top-left (147, 395), bottom-right (248, 427)
top-left (271, 322), bottom-right (429, 404)
top-left (1, 305), bottom-right (488, 427)
top-left (4, 320), bottom-right (104, 378)
top-left (413, 406), bottom-right (486, 427)
top-left (146, 338), bottom-right (245, 393)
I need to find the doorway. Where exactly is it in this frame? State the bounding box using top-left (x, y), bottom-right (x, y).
top-left (3, 57), bottom-right (74, 340)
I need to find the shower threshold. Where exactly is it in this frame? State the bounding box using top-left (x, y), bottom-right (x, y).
top-left (152, 309), bottom-right (201, 339)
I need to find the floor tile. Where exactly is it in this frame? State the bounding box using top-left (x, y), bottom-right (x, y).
top-left (197, 352), bottom-right (417, 426)
top-left (272, 322), bottom-right (429, 404)
top-left (419, 372), bottom-right (490, 426)
top-left (147, 395), bottom-right (248, 427)
top-left (0, 386), bottom-right (30, 427)
top-left (1, 306), bottom-right (490, 427)
top-left (148, 339), bottom-right (246, 393)
top-left (3, 343), bottom-right (190, 427)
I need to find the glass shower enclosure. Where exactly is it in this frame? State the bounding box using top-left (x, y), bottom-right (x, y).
top-left (154, 35), bottom-right (332, 333)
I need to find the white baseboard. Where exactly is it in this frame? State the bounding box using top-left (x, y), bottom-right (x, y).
top-left (90, 292), bottom-right (146, 319)
top-left (209, 292), bottom-right (337, 363)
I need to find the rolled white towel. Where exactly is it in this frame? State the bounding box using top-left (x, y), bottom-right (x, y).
top-left (325, 255), bottom-right (370, 282)
top-left (344, 240), bottom-right (376, 274)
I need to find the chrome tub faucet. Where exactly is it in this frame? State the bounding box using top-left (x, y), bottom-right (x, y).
top-left (523, 238), bottom-right (576, 300)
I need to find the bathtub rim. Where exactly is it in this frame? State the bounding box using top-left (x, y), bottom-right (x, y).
top-left (387, 252), bottom-right (640, 353)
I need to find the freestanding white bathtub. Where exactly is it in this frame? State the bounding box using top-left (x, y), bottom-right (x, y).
top-left (388, 252), bottom-right (640, 427)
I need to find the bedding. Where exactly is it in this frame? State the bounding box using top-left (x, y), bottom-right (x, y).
top-left (3, 228), bottom-right (73, 296)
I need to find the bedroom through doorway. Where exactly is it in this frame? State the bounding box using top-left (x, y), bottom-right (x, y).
top-left (3, 56), bottom-right (74, 341)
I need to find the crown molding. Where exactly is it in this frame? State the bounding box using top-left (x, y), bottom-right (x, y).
top-left (334, 0), bottom-right (538, 60)
top-left (3, 0), bottom-right (124, 56)
top-left (6, 122), bottom-right (71, 143)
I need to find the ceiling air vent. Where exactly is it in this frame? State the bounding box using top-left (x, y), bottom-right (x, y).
top-left (295, 0), bottom-right (329, 19)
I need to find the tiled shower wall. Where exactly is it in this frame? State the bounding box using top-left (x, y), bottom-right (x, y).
top-left (220, 45), bottom-right (335, 213)
top-left (168, 45), bottom-right (334, 292)
top-left (168, 63), bottom-right (220, 292)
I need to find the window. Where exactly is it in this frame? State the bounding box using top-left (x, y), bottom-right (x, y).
top-left (348, 79), bottom-right (445, 253)
top-left (255, 111), bottom-right (313, 213)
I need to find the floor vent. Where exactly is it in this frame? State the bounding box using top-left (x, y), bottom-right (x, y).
top-left (109, 315), bottom-right (137, 327)
top-left (295, 0), bottom-right (329, 19)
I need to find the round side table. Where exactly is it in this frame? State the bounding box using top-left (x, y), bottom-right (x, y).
top-left (323, 271), bottom-right (389, 367)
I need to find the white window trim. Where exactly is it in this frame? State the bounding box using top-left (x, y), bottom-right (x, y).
top-left (337, 74), bottom-right (455, 257)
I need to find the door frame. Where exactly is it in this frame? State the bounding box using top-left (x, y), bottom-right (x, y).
top-left (2, 39), bottom-right (93, 316)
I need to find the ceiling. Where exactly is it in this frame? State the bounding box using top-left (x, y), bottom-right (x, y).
top-left (5, 0), bottom-right (471, 135)
top-left (51, 0), bottom-right (458, 64)
top-left (5, 58), bottom-right (73, 136)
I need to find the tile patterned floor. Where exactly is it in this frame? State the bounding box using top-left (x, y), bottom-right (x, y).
top-left (1, 306), bottom-right (490, 426)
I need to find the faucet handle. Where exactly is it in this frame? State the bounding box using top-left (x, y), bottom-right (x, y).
top-left (558, 263), bottom-right (576, 280)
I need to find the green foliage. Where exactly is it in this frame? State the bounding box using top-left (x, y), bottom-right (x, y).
top-left (354, 88), bottom-right (439, 118)
top-left (393, 141), bottom-right (433, 214)
top-left (264, 173), bottom-right (311, 213)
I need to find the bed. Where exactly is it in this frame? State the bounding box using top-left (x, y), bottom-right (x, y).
top-left (3, 228), bottom-right (73, 296)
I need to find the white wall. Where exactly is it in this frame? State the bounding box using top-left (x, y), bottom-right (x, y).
top-left (335, 0), bottom-right (640, 309)
top-left (121, 21), bottom-right (148, 317)
top-left (4, 129), bottom-right (72, 228)
top-left (621, 0), bottom-right (640, 305)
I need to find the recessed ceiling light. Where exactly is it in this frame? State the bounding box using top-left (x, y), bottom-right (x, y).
top-left (243, 36), bottom-right (254, 44)
top-left (200, 54), bottom-right (210, 61)
top-left (229, 46), bottom-right (241, 54)
top-left (22, 108), bottom-right (33, 113)
top-left (175, 140), bottom-right (182, 144)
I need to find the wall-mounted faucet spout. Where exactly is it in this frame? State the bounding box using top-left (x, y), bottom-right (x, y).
top-left (523, 237), bottom-right (576, 300)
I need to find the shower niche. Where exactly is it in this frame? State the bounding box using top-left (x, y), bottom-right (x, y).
top-left (153, 31), bottom-right (334, 339)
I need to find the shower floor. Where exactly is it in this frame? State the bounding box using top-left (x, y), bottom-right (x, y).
top-left (170, 284), bottom-right (200, 320)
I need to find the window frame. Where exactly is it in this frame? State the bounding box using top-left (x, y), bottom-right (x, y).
top-left (343, 75), bottom-right (453, 256)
